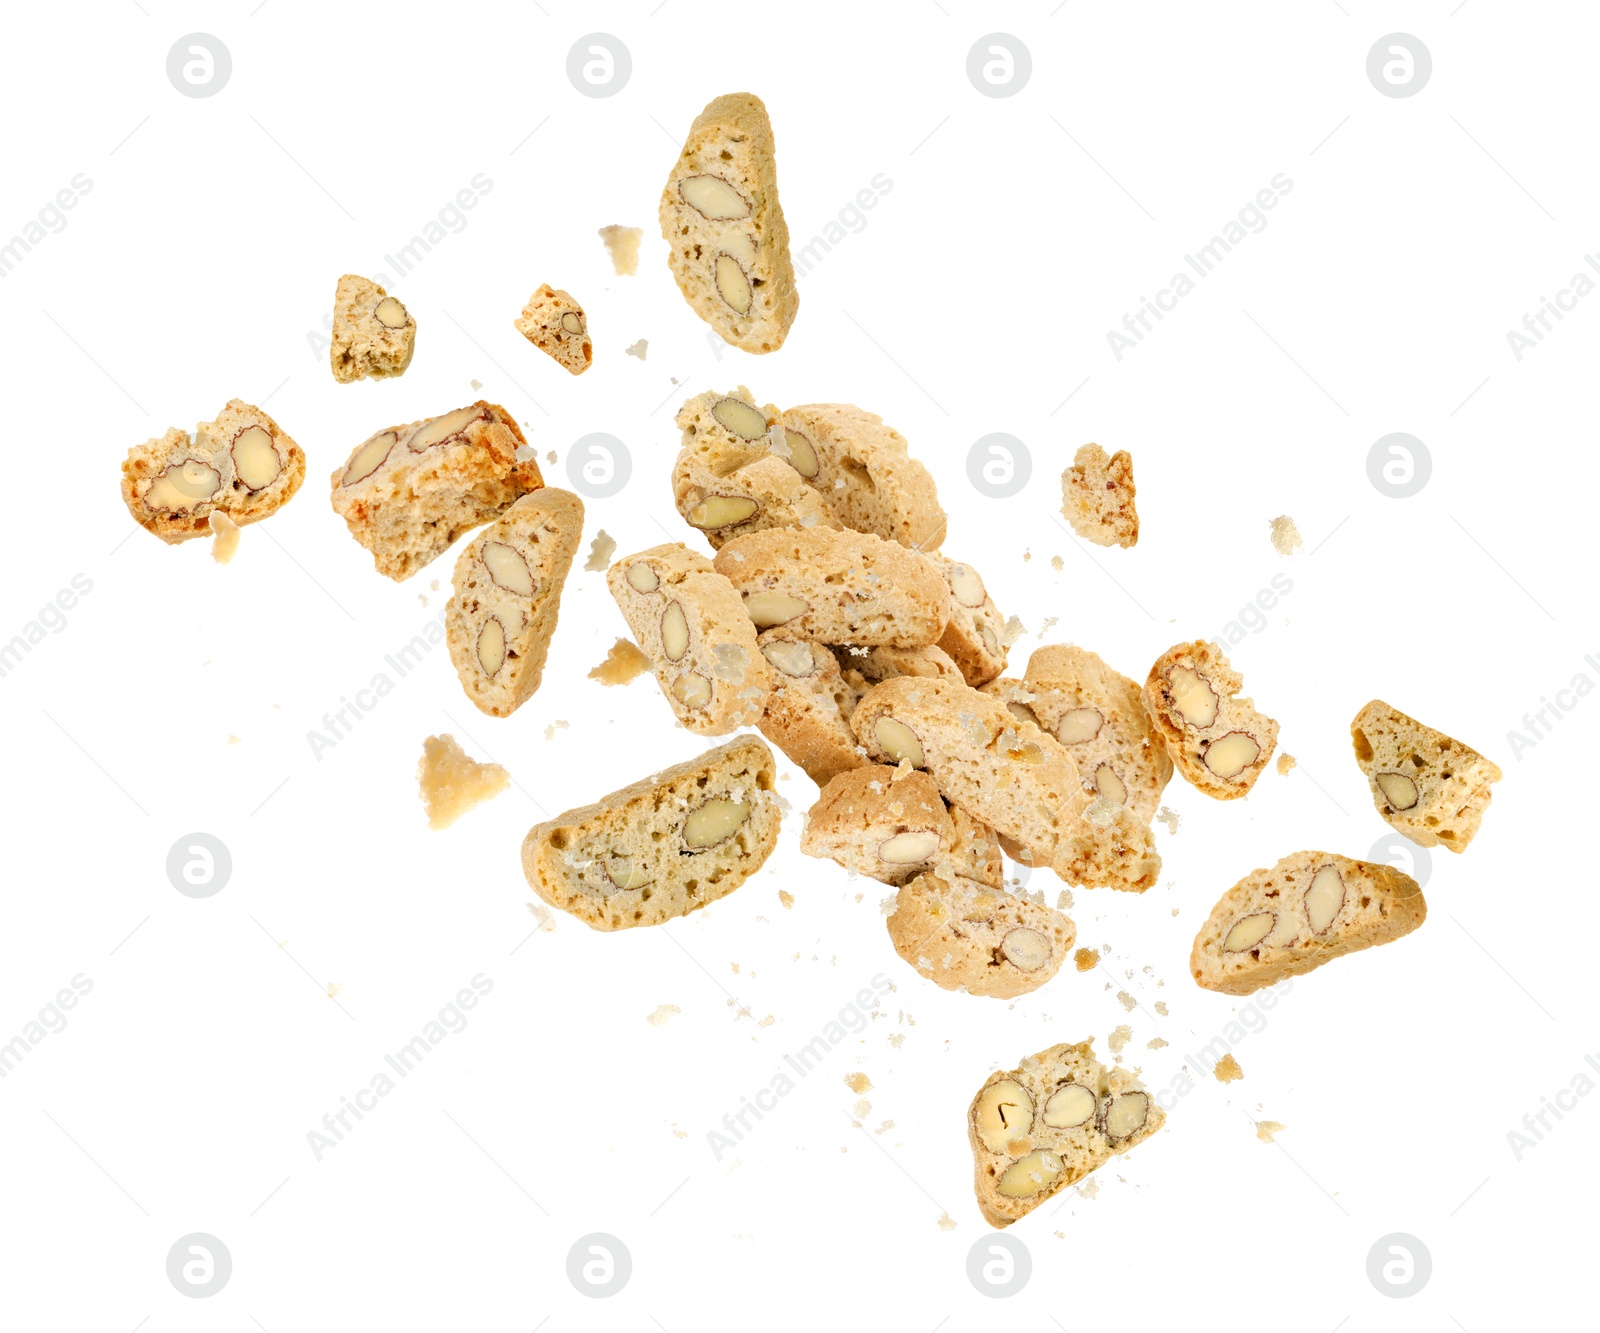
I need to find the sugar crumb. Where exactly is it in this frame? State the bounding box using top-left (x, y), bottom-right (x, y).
top-left (1213, 1053), bottom-right (1244, 1083)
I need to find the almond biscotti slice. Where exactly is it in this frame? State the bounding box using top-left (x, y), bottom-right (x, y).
top-left (714, 527), bottom-right (952, 647)
top-left (520, 736), bottom-right (780, 930)
top-left (331, 274), bottom-right (415, 383)
top-left (889, 871), bottom-right (1075, 1000)
top-left (330, 402), bottom-right (543, 581)
top-left (987, 644), bottom-right (1173, 825)
top-left (851, 676), bottom-right (1161, 891)
top-left (607, 543), bottom-right (771, 734)
top-left (834, 643), bottom-right (966, 692)
top-left (1190, 851), bottom-right (1426, 995)
top-left (754, 630), bottom-right (865, 787)
top-left (1062, 443), bottom-right (1138, 548)
top-left (444, 489), bottom-right (584, 717)
top-left (934, 557), bottom-right (1009, 687)
top-left (802, 766), bottom-right (952, 885)
top-left (776, 404), bottom-right (946, 551)
top-left (1144, 641), bottom-right (1278, 798)
top-left (659, 92), bottom-right (798, 354)
top-left (514, 284), bottom-right (591, 375)
top-left (969, 1041), bottom-right (1164, 1227)
top-left (1351, 700), bottom-right (1502, 852)
top-left (121, 400), bottom-right (306, 545)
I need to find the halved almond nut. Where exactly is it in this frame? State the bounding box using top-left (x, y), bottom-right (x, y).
top-left (946, 562), bottom-right (986, 608)
top-left (230, 425), bottom-right (282, 491)
top-left (559, 310), bottom-right (585, 335)
top-left (374, 296), bottom-right (408, 329)
top-left (476, 617), bottom-right (506, 676)
top-left (687, 494), bottom-right (759, 529)
top-left (145, 459), bottom-right (221, 512)
top-left (973, 1078), bottom-right (1033, 1154)
top-left (1167, 665), bottom-right (1219, 729)
top-left (784, 429), bottom-right (819, 478)
top-left (405, 405), bottom-right (484, 452)
top-left (683, 798), bottom-right (750, 849)
top-left (714, 254), bottom-right (752, 315)
top-left (1223, 911), bottom-right (1275, 953)
top-left (625, 563), bottom-right (660, 594)
top-left (1304, 864), bottom-right (1345, 934)
top-left (999, 927), bottom-right (1052, 971)
top-left (996, 1150), bottom-right (1063, 1198)
top-left (979, 622), bottom-right (1001, 658)
top-left (874, 716), bottom-right (925, 767)
top-left (1376, 771), bottom-right (1419, 810)
top-left (709, 396), bottom-right (768, 440)
top-left (877, 830), bottom-right (941, 865)
top-left (1005, 700), bottom-right (1041, 727)
top-left (341, 430), bottom-right (397, 486)
top-left (605, 855), bottom-right (651, 890)
top-left (1094, 764), bottom-right (1127, 806)
top-left (1204, 731), bottom-right (1261, 779)
top-left (1057, 707), bottom-right (1104, 744)
top-left (1041, 1082), bottom-right (1097, 1129)
top-left (483, 541), bottom-right (534, 596)
top-left (1102, 1091), bottom-right (1149, 1142)
top-left (678, 174), bottom-right (750, 220)
top-left (670, 672), bottom-right (711, 710)
top-left (743, 591), bottom-right (809, 628)
top-left (660, 602), bottom-right (690, 661)
top-left (761, 640), bottom-right (814, 677)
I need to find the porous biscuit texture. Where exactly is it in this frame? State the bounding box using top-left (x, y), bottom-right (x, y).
top-left (659, 92), bottom-right (798, 353)
top-left (1144, 640), bottom-right (1277, 798)
top-left (1190, 851), bottom-right (1427, 994)
top-left (834, 643), bottom-right (966, 692)
top-left (1350, 700), bottom-right (1502, 852)
top-left (1062, 443), bottom-right (1138, 548)
top-left (515, 284), bottom-right (592, 375)
top-left (330, 401), bottom-right (543, 581)
top-left (887, 872), bottom-right (1075, 999)
top-left (607, 543), bottom-right (771, 734)
top-left (121, 400), bottom-right (306, 544)
top-left (521, 736), bottom-right (780, 930)
top-left (330, 274), bottom-right (415, 383)
top-left (801, 766), bottom-right (952, 886)
top-left (968, 1041), bottom-right (1164, 1227)
top-left (933, 557), bottom-right (1009, 687)
top-left (754, 629), bottom-right (865, 788)
top-left (713, 527), bottom-right (952, 648)
top-left (445, 489), bottom-right (585, 717)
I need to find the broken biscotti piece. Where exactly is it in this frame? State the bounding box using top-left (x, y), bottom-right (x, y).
top-left (607, 543), bottom-right (772, 735)
top-left (851, 676), bottom-right (1161, 891)
top-left (933, 557), bottom-right (1009, 687)
top-left (1190, 850), bottom-right (1426, 994)
top-left (833, 643), bottom-right (965, 693)
top-left (776, 404), bottom-right (946, 552)
top-left (671, 388), bottom-right (837, 550)
top-left (330, 274), bottom-right (416, 383)
top-left (520, 735), bottom-right (780, 930)
top-left (1351, 700), bottom-right (1502, 852)
top-left (598, 224), bottom-right (642, 276)
top-left (889, 872), bottom-right (1074, 999)
top-left (969, 1041), bottom-right (1164, 1227)
top-left (801, 766), bottom-right (1001, 890)
top-left (514, 284), bottom-right (592, 375)
top-left (330, 402), bottom-right (543, 581)
top-left (754, 629), bottom-right (865, 788)
top-left (713, 527), bottom-right (952, 648)
top-left (659, 92), bottom-right (798, 354)
top-left (1144, 641), bottom-right (1278, 798)
top-left (1061, 443), bottom-right (1138, 548)
top-left (121, 400), bottom-right (306, 545)
top-left (418, 734), bottom-right (510, 830)
top-left (444, 489), bottom-right (585, 718)
top-left (986, 644), bottom-right (1173, 826)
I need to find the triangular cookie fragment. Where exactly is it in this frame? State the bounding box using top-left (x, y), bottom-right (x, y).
top-left (659, 93), bottom-right (798, 353)
top-left (445, 489), bottom-right (585, 717)
top-left (969, 1040), bottom-right (1164, 1227)
top-left (888, 872), bottom-right (1073, 998)
top-left (1190, 850), bottom-right (1426, 994)
top-left (1062, 443), bottom-right (1138, 547)
top-left (1351, 700), bottom-right (1501, 852)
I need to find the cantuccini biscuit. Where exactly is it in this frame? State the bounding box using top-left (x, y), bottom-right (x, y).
top-left (1350, 700), bottom-right (1501, 852)
top-left (1144, 641), bottom-right (1278, 798)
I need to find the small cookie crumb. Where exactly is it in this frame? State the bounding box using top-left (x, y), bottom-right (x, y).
top-left (937, 1212), bottom-right (957, 1231)
top-left (1154, 1001), bottom-right (1168, 1016)
top-left (417, 734), bottom-right (510, 830)
top-left (1256, 1120), bottom-right (1285, 1143)
top-left (1147, 1037), bottom-right (1168, 1050)
top-left (1213, 1053), bottom-right (1244, 1083)
top-left (1108, 1025), bottom-right (1132, 1054)
top-left (326, 982), bottom-right (342, 999)
top-left (544, 720), bottom-right (569, 741)
top-left (844, 1072), bottom-right (872, 1094)
top-left (589, 638), bottom-right (651, 686)
top-left (1074, 947), bottom-right (1100, 972)
top-left (598, 224), bottom-right (643, 275)
top-left (470, 378), bottom-right (483, 391)
top-left (625, 339), bottom-right (648, 360)
top-left (1269, 514), bottom-right (1302, 556)
top-left (584, 529), bottom-right (616, 572)
top-left (1155, 806), bottom-right (1179, 835)
top-left (778, 889), bottom-right (794, 909)
top-left (646, 1004), bottom-right (680, 1026)
top-left (1277, 752), bottom-right (1296, 775)
top-left (1116, 990), bottom-right (1137, 1012)
top-left (208, 511), bottom-right (240, 564)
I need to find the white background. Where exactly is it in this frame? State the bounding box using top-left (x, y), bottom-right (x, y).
top-left (0, 1), bottom-right (1593, 1328)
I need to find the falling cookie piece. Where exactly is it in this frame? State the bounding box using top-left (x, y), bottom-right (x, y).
top-left (968, 1040), bottom-right (1164, 1227)
top-left (934, 558), bottom-right (1009, 687)
top-left (589, 638), bottom-right (651, 686)
top-left (444, 489), bottom-right (584, 717)
top-left (1351, 700), bottom-right (1501, 852)
top-left (1062, 444), bottom-right (1138, 548)
top-left (1190, 850), bottom-right (1426, 995)
top-left (1144, 641), bottom-right (1277, 799)
top-left (598, 224), bottom-right (643, 276)
top-left (514, 284), bottom-right (592, 375)
top-left (418, 734), bottom-right (510, 829)
top-left (208, 512), bottom-right (240, 564)
top-left (1213, 1054), bottom-right (1243, 1083)
top-left (121, 400), bottom-right (306, 545)
top-left (803, 767), bottom-right (959, 887)
top-left (754, 629), bottom-right (865, 788)
top-left (659, 92), bottom-right (798, 353)
top-left (330, 274), bottom-right (416, 382)
top-left (1269, 515), bottom-right (1302, 555)
top-left (625, 339), bottom-right (648, 360)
